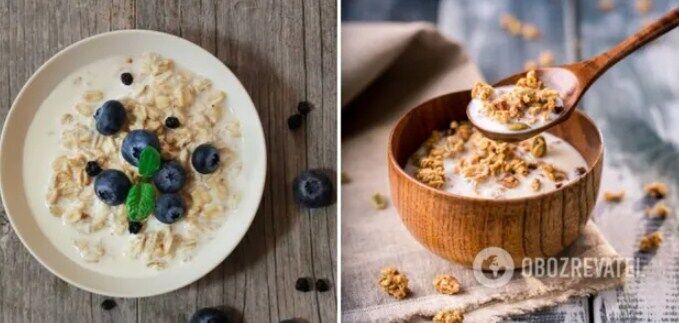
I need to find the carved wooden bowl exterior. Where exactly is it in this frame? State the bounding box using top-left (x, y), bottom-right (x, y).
top-left (387, 90), bottom-right (603, 268)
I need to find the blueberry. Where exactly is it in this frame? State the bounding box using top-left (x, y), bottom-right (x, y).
top-left (189, 308), bottom-right (230, 323)
top-left (315, 279), bottom-right (330, 292)
top-left (120, 72), bottom-right (133, 86)
top-left (128, 221), bottom-right (142, 234)
top-left (191, 144), bottom-right (220, 174)
top-left (287, 114), bottom-right (303, 130)
top-left (153, 160), bottom-right (186, 193)
top-left (100, 299), bottom-right (117, 311)
top-left (154, 193), bottom-right (185, 224)
top-left (295, 277), bottom-right (311, 292)
top-left (94, 100), bottom-right (127, 135)
top-left (94, 170), bottom-right (132, 206)
top-left (297, 101), bottom-right (313, 115)
top-left (121, 129), bottom-right (160, 166)
top-left (293, 170), bottom-right (333, 208)
top-left (165, 116), bottom-right (180, 129)
top-left (85, 161), bottom-right (102, 177)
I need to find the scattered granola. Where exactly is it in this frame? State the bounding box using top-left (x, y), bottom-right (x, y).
top-left (378, 267), bottom-right (410, 300)
top-left (599, 0), bottom-right (615, 11)
top-left (371, 193), bottom-right (388, 210)
top-left (469, 70), bottom-right (562, 131)
top-left (647, 202), bottom-right (670, 218)
top-left (341, 172), bottom-right (351, 184)
top-left (521, 24), bottom-right (541, 40)
top-left (433, 309), bottom-right (464, 323)
top-left (499, 14), bottom-right (522, 36)
top-left (433, 274), bottom-right (462, 295)
top-left (644, 181), bottom-right (668, 199)
top-left (538, 50), bottom-right (555, 66)
top-left (639, 231), bottom-right (662, 252)
top-left (603, 190), bottom-right (625, 202)
top-left (635, 0), bottom-right (652, 14)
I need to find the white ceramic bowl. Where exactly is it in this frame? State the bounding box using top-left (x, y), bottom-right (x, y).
top-left (0, 30), bottom-right (267, 297)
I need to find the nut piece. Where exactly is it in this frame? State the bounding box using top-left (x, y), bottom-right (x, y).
top-left (501, 175), bottom-right (520, 189)
top-left (531, 178), bottom-right (542, 192)
top-left (603, 190), bottom-right (625, 202)
top-left (433, 274), bottom-right (462, 295)
top-left (647, 202), bottom-right (670, 218)
top-left (508, 122), bottom-right (529, 131)
top-left (371, 193), bottom-right (388, 210)
top-left (639, 231), bottom-right (662, 252)
top-left (378, 267), bottom-right (410, 300)
top-left (433, 309), bottom-right (464, 323)
top-left (644, 182), bottom-right (668, 199)
top-left (530, 135), bottom-right (547, 158)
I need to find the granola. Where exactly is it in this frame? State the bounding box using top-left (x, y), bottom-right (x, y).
top-left (639, 231), bottom-right (662, 252)
top-left (647, 202), bottom-right (670, 218)
top-left (470, 70), bottom-right (562, 129)
top-left (433, 274), bottom-right (462, 295)
top-left (433, 309), bottom-right (464, 323)
top-left (644, 181), bottom-right (668, 199)
top-left (406, 121), bottom-right (586, 198)
top-left (371, 193), bottom-right (388, 210)
top-left (378, 267), bottom-right (410, 300)
top-left (44, 53), bottom-right (241, 271)
top-left (603, 190), bottom-right (625, 202)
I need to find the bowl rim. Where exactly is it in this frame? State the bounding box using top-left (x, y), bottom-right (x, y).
top-left (0, 29), bottom-right (267, 297)
top-left (387, 91), bottom-right (603, 203)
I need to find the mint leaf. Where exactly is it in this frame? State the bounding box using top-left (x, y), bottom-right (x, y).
top-left (126, 183), bottom-right (155, 222)
top-left (138, 146), bottom-right (161, 178)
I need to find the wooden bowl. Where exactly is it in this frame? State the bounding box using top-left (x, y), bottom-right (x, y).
top-left (387, 90), bottom-right (603, 268)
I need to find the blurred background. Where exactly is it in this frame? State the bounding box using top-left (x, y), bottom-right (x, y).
top-left (343, 0), bottom-right (679, 321)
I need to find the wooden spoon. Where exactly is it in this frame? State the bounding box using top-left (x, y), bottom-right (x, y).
top-left (468, 8), bottom-right (679, 142)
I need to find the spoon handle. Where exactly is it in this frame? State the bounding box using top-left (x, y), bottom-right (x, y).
top-left (581, 8), bottom-right (679, 83)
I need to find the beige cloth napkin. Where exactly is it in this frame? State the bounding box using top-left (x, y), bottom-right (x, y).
top-left (341, 22), bottom-right (626, 322)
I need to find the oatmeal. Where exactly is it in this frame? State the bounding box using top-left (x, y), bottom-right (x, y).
top-left (26, 53), bottom-right (242, 277)
top-left (433, 274), bottom-right (462, 295)
top-left (405, 122), bottom-right (587, 199)
top-left (467, 70), bottom-right (564, 134)
top-left (433, 309), bottom-right (464, 323)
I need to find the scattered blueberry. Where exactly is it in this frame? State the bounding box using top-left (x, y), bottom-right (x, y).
top-left (128, 221), bottom-right (142, 234)
top-left (575, 167), bottom-right (586, 176)
top-left (189, 307), bottom-right (230, 323)
top-left (85, 161), bottom-right (102, 177)
top-left (315, 279), bottom-right (330, 292)
top-left (121, 129), bottom-right (161, 166)
top-left (297, 101), bottom-right (313, 115)
top-left (191, 144), bottom-right (220, 174)
top-left (100, 299), bottom-right (117, 310)
top-left (295, 277), bottom-right (311, 292)
top-left (94, 100), bottom-right (126, 135)
top-left (120, 72), bottom-right (133, 86)
top-left (165, 116), bottom-right (180, 129)
top-left (153, 160), bottom-right (187, 193)
top-left (293, 170), bottom-right (333, 208)
top-left (287, 114), bottom-right (304, 130)
top-left (94, 170), bottom-right (131, 206)
top-left (154, 193), bottom-right (185, 224)
top-left (280, 320), bottom-right (298, 323)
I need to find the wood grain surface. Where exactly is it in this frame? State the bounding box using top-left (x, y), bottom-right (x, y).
top-left (0, 1), bottom-right (337, 322)
top-left (347, 0), bottom-right (679, 321)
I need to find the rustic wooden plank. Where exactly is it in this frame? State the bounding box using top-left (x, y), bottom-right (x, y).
top-left (576, 0), bottom-right (679, 321)
top-left (304, 0), bottom-right (338, 321)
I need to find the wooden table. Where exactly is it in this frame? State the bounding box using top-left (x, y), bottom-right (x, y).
top-left (0, 1), bottom-right (336, 322)
top-left (345, 0), bottom-right (679, 321)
